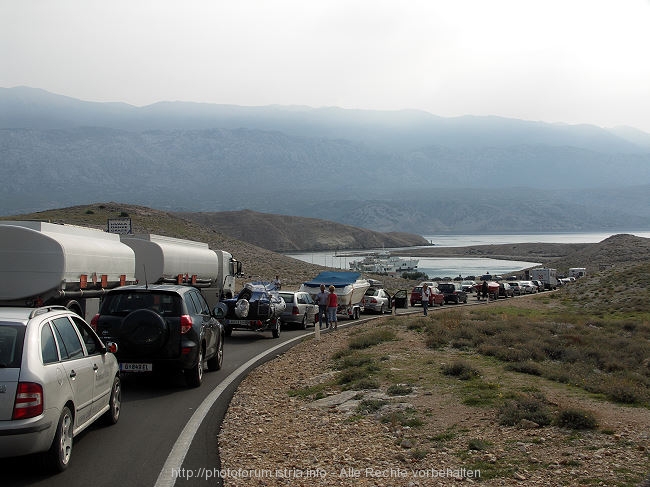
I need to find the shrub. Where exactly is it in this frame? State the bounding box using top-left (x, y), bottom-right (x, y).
top-left (387, 384), bottom-right (413, 396)
top-left (505, 361), bottom-right (542, 376)
top-left (350, 378), bottom-right (380, 390)
top-left (441, 360), bottom-right (480, 380)
top-left (468, 438), bottom-right (490, 451)
top-left (349, 329), bottom-right (396, 349)
top-left (357, 399), bottom-right (387, 413)
top-left (498, 393), bottom-right (552, 427)
top-left (556, 408), bottom-right (598, 430)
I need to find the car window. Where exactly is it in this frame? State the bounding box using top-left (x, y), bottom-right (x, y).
top-left (189, 291), bottom-right (210, 315)
top-left (51, 317), bottom-right (84, 360)
top-left (297, 294), bottom-right (307, 305)
top-left (40, 324), bottom-right (59, 364)
top-left (279, 293), bottom-right (292, 304)
top-left (0, 324), bottom-right (25, 368)
top-left (184, 293), bottom-right (199, 315)
top-left (71, 316), bottom-right (102, 355)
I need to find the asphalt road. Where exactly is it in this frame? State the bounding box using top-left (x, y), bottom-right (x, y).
top-left (0, 325), bottom-right (318, 487)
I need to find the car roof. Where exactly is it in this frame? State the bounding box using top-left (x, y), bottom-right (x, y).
top-left (0, 306), bottom-right (73, 324)
top-left (108, 284), bottom-right (195, 294)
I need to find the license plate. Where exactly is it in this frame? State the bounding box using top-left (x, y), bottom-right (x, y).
top-left (226, 319), bottom-right (250, 325)
top-left (120, 362), bottom-right (153, 372)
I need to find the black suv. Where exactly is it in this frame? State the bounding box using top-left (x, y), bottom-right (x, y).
top-left (437, 282), bottom-right (468, 304)
top-left (92, 285), bottom-right (224, 387)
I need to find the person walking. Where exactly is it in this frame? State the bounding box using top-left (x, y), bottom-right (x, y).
top-left (327, 285), bottom-right (338, 330)
top-left (315, 284), bottom-right (330, 328)
top-left (421, 282), bottom-right (431, 316)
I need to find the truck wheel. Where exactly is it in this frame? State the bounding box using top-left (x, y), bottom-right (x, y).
top-left (185, 347), bottom-right (204, 387)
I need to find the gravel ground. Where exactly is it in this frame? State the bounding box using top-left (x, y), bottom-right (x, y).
top-left (218, 299), bottom-right (650, 487)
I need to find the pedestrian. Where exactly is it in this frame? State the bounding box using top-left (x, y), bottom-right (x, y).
top-left (327, 285), bottom-right (338, 330)
top-left (421, 282), bottom-right (431, 316)
top-left (315, 284), bottom-right (329, 328)
top-left (273, 275), bottom-right (282, 290)
top-left (481, 280), bottom-right (489, 300)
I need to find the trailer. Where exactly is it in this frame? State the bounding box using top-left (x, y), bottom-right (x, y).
top-left (0, 221), bottom-right (242, 320)
top-left (530, 268), bottom-right (558, 290)
top-left (120, 234), bottom-right (241, 309)
top-left (0, 221), bottom-right (136, 319)
top-left (568, 267), bottom-right (587, 278)
top-left (299, 271), bottom-right (370, 320)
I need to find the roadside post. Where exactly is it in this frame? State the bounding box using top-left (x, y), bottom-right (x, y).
top-left (315, 317), bottom-right (321, 340)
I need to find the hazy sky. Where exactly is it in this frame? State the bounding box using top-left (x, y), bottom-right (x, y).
top-left (2, 0), bottom-right (650, 132)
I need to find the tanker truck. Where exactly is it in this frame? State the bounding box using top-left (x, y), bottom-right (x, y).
top-left (0, 221), bottom-right (242, 320)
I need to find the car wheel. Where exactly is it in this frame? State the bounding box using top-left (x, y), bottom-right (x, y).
top-left (102, 376), bottom-right (121, 425)
top-left (379, 304), bottom-right (385, 315)
top-left (272, 319), bottom-right (280, 338)
top-left (185, 347), bottom-right (204, 388)
top-left (301, 314), bottom-right (308, 330)
top-left (224, 325), bottom-right (232, 337)
top-left (207, 336), bottom-right (223, 371)
top-left (44, 405), bottom-right (73, 472)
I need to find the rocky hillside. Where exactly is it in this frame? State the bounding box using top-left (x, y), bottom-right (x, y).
top-left (175, 209), bottom-right (428, 252)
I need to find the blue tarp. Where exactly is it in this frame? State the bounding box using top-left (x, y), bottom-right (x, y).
top-left (303, 271), bottom-right (361, 288)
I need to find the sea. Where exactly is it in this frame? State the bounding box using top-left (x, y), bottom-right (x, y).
top-left (285, 231), bottom-right (650, 279)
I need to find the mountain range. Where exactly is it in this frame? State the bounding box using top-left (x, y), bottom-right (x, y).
top-left (2, 86), bottom-right (650, 234)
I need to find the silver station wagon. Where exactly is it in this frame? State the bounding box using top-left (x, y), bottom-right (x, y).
top-left (0, 306), bottom-right (121, 472)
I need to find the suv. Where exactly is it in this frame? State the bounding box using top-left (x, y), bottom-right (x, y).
top-left (92, 285), bottom-right (224, 388)
top-left (0, 306), bottom-right (121, 471)
top-left (437, 282), bottom-right (468, 304)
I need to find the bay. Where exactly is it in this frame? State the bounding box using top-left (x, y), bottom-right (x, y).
top-left (286, 231), bottom-right (650, 279)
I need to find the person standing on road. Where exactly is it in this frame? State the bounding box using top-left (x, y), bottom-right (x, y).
top-left (327, 285), bottom-right (338, 330)
top-left (315, 284), bottom-right (330, 328)
top-left (273, 275), bottom-right (282, 290)
top-left (421, 283), bottom-right (431, 316)
top-left (481, 280), bottom-right (489, 301)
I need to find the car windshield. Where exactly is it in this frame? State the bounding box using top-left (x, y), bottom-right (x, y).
top-left (100, 292), bottom-right (182, 316)
top-left (438, 284), bottom-right (455, 292)
top-left (0, 323), bottom-right (26, 368)
top-left (364, 289), bottom-right (380, 297)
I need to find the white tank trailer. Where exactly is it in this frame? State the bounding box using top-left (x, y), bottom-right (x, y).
top-left (0, 221), bottom-right (241, 319)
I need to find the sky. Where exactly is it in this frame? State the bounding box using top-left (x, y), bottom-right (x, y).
top-left (2, 0), bottom-right (650, 133)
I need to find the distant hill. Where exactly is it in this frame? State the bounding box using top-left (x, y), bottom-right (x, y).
top-left (175, 209), bottom-right (428, 252)
top-left (2, 86), bottom-right (650, 233)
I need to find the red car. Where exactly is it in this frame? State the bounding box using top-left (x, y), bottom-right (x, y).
top-left (410, 282), bottom-right (444, 307)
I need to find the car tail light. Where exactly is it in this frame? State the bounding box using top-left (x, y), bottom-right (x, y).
top-left (90, 313), bottom-right (100, 330)
top-left (180, 315), bottom-right (192, 334)
top-left (292, 306), bottom-right (300, 315)
top-left (13, 382), bottom-right (44, 420)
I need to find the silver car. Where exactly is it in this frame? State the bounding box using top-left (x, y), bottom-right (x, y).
top-left (0, 306), bottom-right (121, 471)
top-left (362, 287), bottom-right (392, 314)
top-left (278, 291), bottom-right (318, 329)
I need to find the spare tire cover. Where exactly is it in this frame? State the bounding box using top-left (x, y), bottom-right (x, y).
top-left (120, 309), bottom-right (168, 353)
top-left (235, 299), bottom-right (250, 318)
